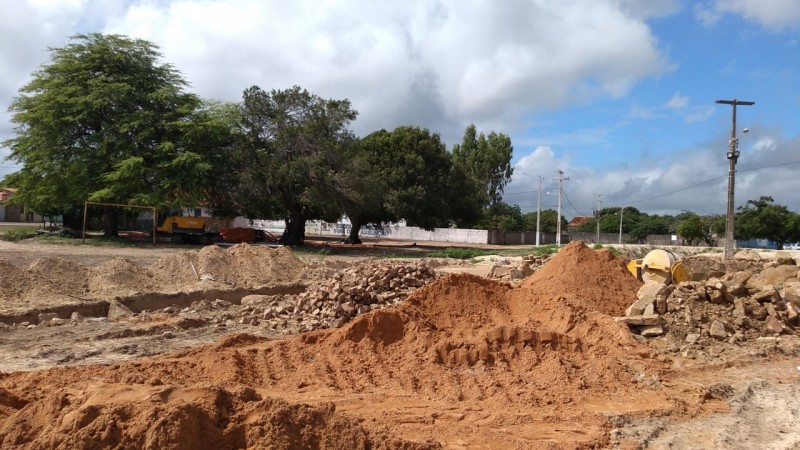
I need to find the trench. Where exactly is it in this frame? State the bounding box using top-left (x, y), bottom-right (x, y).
top-left (0, 283), bottom-right (307, 326)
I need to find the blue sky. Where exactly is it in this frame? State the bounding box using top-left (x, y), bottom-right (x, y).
top-left (1, 0), bottom-right (798, 218)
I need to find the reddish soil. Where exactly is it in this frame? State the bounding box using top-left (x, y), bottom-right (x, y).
top-left (0, 240), bottom-right (798, 449)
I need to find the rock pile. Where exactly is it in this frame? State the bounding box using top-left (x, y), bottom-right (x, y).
top-left (488, 254), bottom-right (552, 282)
top-left (239, 261), bottom-right (437, 332)
top-left (619, 252), bottom-right (800, 346)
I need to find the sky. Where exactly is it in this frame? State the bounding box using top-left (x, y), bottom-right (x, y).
top-left (1, 0), bottom-right (799, 219)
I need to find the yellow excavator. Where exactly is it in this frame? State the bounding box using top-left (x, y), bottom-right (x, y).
top-left (626, 249), bottom-right (690, 285)
top-left (156, 216), bottom-right (219, 244)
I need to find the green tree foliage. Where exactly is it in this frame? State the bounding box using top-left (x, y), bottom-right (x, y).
top-left (451, 124), bottom-right (514, 207)
top-left (2, 33), bottom-right (209, 235)
top-left (231, 85), bottom-right (358, 245)
top-left (735, 196), bottom-right (800, 249)
top-left (676, 212), bottom-right (706, 246)
top-left (676, 211), bottom-right (725, 246)
top-left (521, 209), bottom-right (564, 233)
top-left (477, 202), bottom-right (523, 232)
top-left (343, 126), bottom-right (480, 243)
top-left (574, 207), bottom-right (678, 243)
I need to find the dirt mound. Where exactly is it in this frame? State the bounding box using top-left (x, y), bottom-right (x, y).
top-left (0, 243), bottom-right (661, 447)
top-left (0, 382), bottom-right (434, 450)
top-left (148, 244), bottom-right (307, 291)
top-left (518, 240), bottom-right (642, 317)
top-left (89, 257), bottom-right (154, 296)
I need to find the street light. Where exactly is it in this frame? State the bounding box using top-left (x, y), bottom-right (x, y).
top-left (715, 99), bottom-right (754, 259)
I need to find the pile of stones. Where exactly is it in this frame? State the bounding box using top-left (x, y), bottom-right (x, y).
top-left (618, 251), bottom-right (799, 346)
top-left (241, 261), bottom-right (437, 333)
top-left (488, 254), bottom-right (552, 282)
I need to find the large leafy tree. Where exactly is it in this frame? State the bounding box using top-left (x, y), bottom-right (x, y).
top-left (2, 33), bottom-right (210, 235)
top-left (735, 196), bottom-right (800, 249)
top-left (477, 201), bottom-right (523, 232)
top-left (343, 126), bottom-right (480, 243)
top-left (232, 85), bottom-right (357, 245)
top-left (521, 209), bottom-right (565, 233)
top-left (452, 124), bottom-right (514, 207)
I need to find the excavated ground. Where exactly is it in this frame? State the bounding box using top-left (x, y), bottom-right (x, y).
top-left (0, 239), bottom-right (798, 449)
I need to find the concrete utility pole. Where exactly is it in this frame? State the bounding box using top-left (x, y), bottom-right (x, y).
top-left (536, 176), bottom-right (542, 246)
top-left (618, 207), bottom-right (624, 245)
top-left (595, 193), bottom-right (603, 244)
top-left (715, 99), bottom-right (754, 259)
top-left (556, 170), bottom-right (569, 246)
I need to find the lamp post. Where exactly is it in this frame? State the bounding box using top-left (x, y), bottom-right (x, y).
top-left (715, 99), bottom-right (754, 259)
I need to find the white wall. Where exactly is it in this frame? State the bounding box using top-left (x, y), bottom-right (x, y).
top-left (385, 226), bottom-right (488, 244)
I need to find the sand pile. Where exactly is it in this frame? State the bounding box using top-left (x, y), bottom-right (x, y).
top-left (0, 241), bottom-right (661, 448)
top-left (0, 382), bottom-right (435, 450)
top-left (0, 245), bottom-right (308, 314)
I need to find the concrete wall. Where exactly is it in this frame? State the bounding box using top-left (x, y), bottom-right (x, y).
top-left (385, 226), bottom-right (489, 244)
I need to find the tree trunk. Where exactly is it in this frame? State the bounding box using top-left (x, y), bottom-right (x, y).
top-left (62, 207), bottom-right (83, 230)
top-left (103, 206), bottom-right (119, 237)
top-left (344, 220), bottom-right (362, 244)
top-left (283, 210), bottom-right (306, 246)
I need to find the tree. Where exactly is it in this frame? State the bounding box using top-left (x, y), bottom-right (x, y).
top-left (735, 196), bottom-right (800, 249)
top-left (2, 33), bottom-right (209, 235)
top-left (676, 213), bottom-right (705, 246)
top-left (231, 85), bottom-right (358, 245)
top-left (477, 202), bottom-right (523, 232)
top-left (343, 126), bottom-right (480, 243)
top-left (451, 125), bottom-right (514, 207)
top-left (521, 209), bottom-right (564, 233)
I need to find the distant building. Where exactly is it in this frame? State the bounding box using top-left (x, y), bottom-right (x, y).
top-left (0, 187), bottom-right (45, 223)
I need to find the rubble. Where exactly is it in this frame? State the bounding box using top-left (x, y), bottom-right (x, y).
top-left (620, 253), bottom-right (799, 347)
top-left (488, 254), bottom-right (552, 281)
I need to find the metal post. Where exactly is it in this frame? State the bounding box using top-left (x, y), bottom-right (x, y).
top-left (556, 170), bottom-right (569, 246)
top-left (535, 176), bottom-right (541, 246)
top-left (595, 193), bottom-right (602, 244)
top-left (715, 99), bottom-right (754, 258)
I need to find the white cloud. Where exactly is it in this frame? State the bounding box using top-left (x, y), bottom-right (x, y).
top-left (703, 0), bottom-right (800, 30)
top-left (90, 0), bottom-right (670, 140)
top-left (664, 93), bottom-right (689, 109)
top-left (718, 0), bottom-right (800, 30)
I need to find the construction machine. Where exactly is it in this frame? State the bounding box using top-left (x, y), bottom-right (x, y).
top-left (156, 215), bottom-right (220, 244)
top-left (627, 249), bottom-right (689, 285)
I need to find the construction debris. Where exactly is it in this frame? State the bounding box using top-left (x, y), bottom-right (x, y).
top-left (488, 254), bottom-right (552, 282)
top-left (619, 251), bottom-right (799, 345)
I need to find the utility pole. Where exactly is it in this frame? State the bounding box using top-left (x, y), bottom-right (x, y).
top-left (618, 206), bottom-right (624, 245)
top-left (556, 170), bottom-right (569, 246)
top-left (535, 176), bottom-right (542, 246)
top-left (715, 99), bottom-right (754, 259)
top-left (594, 193), bottom-right (603, 244)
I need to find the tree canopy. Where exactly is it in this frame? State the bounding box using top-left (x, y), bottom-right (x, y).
top-left (735, 196), bottom-right (800, 249)
top-left (229, 85), bottom-right (358, 245)
top-left (451, 125), bottom-right (514, 208)
top-left (2, 33), bottom-right (212, 234)
top-left (341, 126), bottom-right (484, 243)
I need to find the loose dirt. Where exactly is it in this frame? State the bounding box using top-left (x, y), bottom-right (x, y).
top-left (0, 240), bottom-right (798, 449)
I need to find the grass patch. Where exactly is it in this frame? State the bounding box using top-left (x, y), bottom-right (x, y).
top-left (530, 244), bottom-right (559, 256)
top-left (425, 247), bottom-right (495, 259)
top-left (0, 226), bottom-right (41, 242)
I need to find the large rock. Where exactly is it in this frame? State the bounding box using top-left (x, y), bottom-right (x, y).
top-left (765, 317), bottom-right (785, 334)
top-left (615, 314), bottom-right (662, 326)
top-left (107, 300), bottom-right (134, 320)
top-left (734, 249), bottom-right (762, 261)
top-left (627, 281), bottom-right (664, 316)
top-left (709, 320), bottom-right (728, 340)
top-left (748, 265), bottom-right (800, 290)
top-left (719, 271), bottom-right (752, 296)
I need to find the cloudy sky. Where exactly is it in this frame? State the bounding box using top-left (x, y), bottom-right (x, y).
top-left (1, 0), bottom-right (798, 218)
